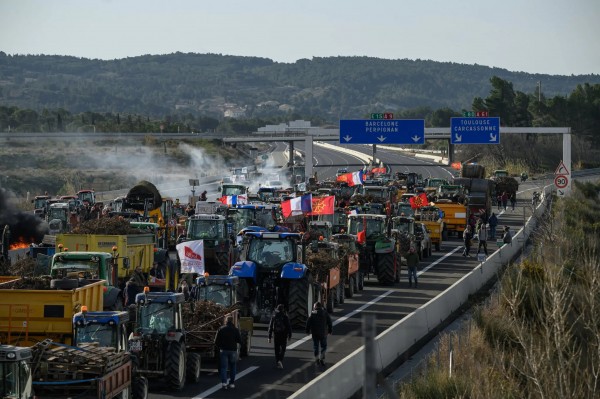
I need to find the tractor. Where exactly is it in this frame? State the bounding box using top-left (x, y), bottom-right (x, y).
top-left (347, 214), bottom-right (399, 285)
top-left (128, 291), bottom-right (200, 390)
top-left (231, 231), bottom-right (317, 328)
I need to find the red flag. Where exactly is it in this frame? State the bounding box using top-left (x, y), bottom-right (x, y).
top-left (357, 216), bottom-right (367, 244)
top-left (307, 196), bottom-right (335, 216)
top-left (409, 193), bottom-right (429, 209)
top-left (336, 174), bottom-right (349, 183)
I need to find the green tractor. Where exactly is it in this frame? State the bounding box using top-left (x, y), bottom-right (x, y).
top-left (347, 214), bottom-right (399, 285)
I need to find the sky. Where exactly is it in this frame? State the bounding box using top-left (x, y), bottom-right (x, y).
top-left (0, 0), bottom-right (598, 76)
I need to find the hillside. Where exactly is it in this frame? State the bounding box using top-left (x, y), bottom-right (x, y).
top-left (1, 52), bottom-right (599, 120)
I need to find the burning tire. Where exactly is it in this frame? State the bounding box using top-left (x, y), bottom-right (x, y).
top-left (375, 252), bottom-right (396, 285)
top-left (166, 340), bottom-right (186, 390)
top-left (288, 277), bottom-right (314, 328)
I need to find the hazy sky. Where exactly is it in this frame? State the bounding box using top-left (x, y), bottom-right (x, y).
top-left (1, 0), bottom-right (598, 76)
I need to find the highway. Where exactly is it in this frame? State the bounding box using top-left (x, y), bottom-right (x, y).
top-left (147, 144), bottom-right (550, 399)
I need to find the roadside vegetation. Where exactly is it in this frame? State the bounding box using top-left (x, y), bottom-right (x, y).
top-left (398, 180), bottom-right (600, 399)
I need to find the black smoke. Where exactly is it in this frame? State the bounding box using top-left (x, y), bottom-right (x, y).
top-left (0, 188), bottom-right (49, 244)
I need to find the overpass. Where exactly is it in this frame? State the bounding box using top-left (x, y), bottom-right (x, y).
top-left (223, 127), bottom-right (571, 190)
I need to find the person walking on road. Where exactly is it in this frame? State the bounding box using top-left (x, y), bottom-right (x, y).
top-left (510, 193), bottom-right (517, 211)
top-left (268, 304), bottom-right (292, 369)
top-left (462, 225), bottom-right (473, 257)
top-left (476, 222), bottom-right (489, 256)
top-left (306, 302), bottom-right (332, 366)
top-left (501, 192), bottom-right (509, 211)
top-left (406, 247), bottom-right (420, 287)
top-left (215, 316), bottom-right (242, 390)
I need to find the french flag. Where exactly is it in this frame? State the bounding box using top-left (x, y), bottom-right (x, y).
top-left (345, 171), bottom-right (363, 187)
top-left (219, 195), bottom-right (247, 206)
top-left (281, 194), bottom-right (312, 218)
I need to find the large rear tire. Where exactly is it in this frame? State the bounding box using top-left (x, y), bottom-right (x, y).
top-left (240, 329), bottom-right (251, 357)
top-left (326, 289), bottom-right (334, 313)
top-left (166, 341), bottom-right (186, 391)
top-left (375, 252), bottom-right (396, 285)
top-left (338, 283), bottom-right (345, 304)
top-left (186, 352), bottom-right (201, 383)
top-left (357, 272), bottom-right (364, 291)
top-left (288, 278), bottom-right (313, 328)
top-left (346, 276), bottom-right (355, 298)
top-left (132, 376), bottom-right (148, 399)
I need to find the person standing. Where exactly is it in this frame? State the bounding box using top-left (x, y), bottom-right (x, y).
top-left (462, 225), bottom-right (473, 257)
top-left (305, 302), bottom-right (332, 366)
top-left (502, 226), bottom-right (512, 245)
top-left (488, 212), bottom-right (498, 240)
top-left (476, 222), bottom-right (489, 256)
top-left (406, 247), bottom-right (420, 287)
top-left (497, 194), bottom-right (502, 211)
top-left (510, 193), bottom-right (517, 211)
top-left (125, 265), bottom-right (146, 307)
top-left (268, 304), bottom-right (292, 369)
top-left (214, 316), bottom-right (242, 390)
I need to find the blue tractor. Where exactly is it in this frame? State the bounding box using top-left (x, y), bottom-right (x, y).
top-left (231, 231), bottom-right (317, 328)
top-left (127, 291), bottom-right (201, 391)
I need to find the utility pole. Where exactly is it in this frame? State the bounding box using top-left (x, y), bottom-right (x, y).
top-left (537, 81), bottom-right (541, 102)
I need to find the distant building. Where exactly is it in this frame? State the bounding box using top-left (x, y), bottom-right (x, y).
top-left (224, 107), bottom-right (246, 118)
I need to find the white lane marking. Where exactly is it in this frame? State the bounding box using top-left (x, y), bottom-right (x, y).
top-left (286, 289), bottom-right (394, 350)
top-left (192, 366), bottom-right (260, 398)
top-left (418, 246), bottom-right (462, 276)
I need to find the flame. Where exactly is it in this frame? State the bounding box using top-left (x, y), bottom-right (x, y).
top-left (9, 242), bottom-right (30, 250)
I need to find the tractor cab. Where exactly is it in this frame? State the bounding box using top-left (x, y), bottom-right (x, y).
top-left (194, 274), bottom-right (239, 307)
top-left (73, 309), bottom-right (130, 352)
top-left (0, 345), bottom-right (33, 399)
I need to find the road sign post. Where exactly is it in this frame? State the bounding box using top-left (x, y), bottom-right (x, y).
top-left (339, 119), bottom-right (425, 145)
top-left (554, 160), bottom-right (571, 197)
top-left (450, 117), bottom-right (500, 144)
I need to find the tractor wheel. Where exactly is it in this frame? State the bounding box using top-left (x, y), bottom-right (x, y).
top-left (326, 289), bottom-right (334, 313)
top-left (288, 277), bottom-right (313, 329)
top-left (375, 252), bottom-right (396, 285)
top-left (186, 352), bottom-right (201, 383)
top-left (338, 283), bottom-right (345, 304)
top-left (132, 376), bottom-right (148, 399)
top-left (346, 276), bottom-right (355, 298)
top-left (357, 272), bottom-right (364, 291)
top-left (240, 329), bottom-right (251, 357)
top-left (166, 341), bottom-right (186, 391)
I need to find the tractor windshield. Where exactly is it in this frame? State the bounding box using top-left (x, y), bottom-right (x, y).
top-left (139, 303), bottom-right (175, 334)
top-left (48, 207), bottom-right (67, 220)
top-left (187, 219), bottom-right (224, 240)
top-left (348, 217), bottom-right (385, 238)
top-left (0, 362), bottom-right (21, 397)
top-left (75, 323), bottom-right (117, 348)
top-left (392, 219), bottom-right (414, 234)
top-left (247, 239), bottom-right (294, 269)
top-left (197, 284), bottom-right (233, 307)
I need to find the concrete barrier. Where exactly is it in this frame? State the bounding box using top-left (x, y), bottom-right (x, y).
top-left (290, 185), bottom-right (553, 399)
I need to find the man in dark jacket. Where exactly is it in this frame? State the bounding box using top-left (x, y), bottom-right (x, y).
top-left (305, 301), bottom-right (332, 366)
top-left (268, 304), bottom-right (292, 369)
top-left (214, 316), bottom-right (242, 390)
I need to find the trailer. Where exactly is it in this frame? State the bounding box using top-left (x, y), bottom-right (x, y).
top-left (0, 277), bottom-right (105, 346)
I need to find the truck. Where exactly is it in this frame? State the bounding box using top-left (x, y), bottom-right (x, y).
top-left (0, 276), bottom-right (105, 346)
top-left (415, 205), bottom-right (445, 251)
top-left (55, 233), bottom-right (155, 285)
top-left (49, 250), bottom-right (126, 310)
top-left (0, 341), bottom-right (144, 399)
top-left (231, 231), bottom-right (317, 327)
top-left (128, 291), bottom-right (197, 390)
top-left (434, 200), bottom-right (468, 239)
top-left (347, 214), bottom-right (398, 285)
